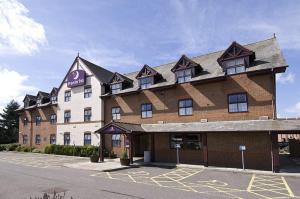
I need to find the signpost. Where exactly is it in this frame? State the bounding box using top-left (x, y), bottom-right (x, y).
top-left (175, 144), bottom-right (181, 164)
top-left (239, 145), bottom-right (246, 170)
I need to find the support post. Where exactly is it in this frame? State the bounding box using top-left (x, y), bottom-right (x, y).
top-left (129, 134), bottom-right (133, 164)
top-left (151, 133), bottom-right (155, 162)
top-left (271, 132), bottom-right (279, 172)
top-left (203, 133), bottom-right (208, 167)
top-left (100, 134), bottom-right (104, 162)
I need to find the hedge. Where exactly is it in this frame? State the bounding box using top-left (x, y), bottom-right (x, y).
top-left (0, 143), bottom-right (20, 151)
top-left (44, 144), bottom-right (98, 157)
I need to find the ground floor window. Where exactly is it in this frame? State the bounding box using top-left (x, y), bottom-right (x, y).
top-left (170, 134), bottom-right (202, 150)
top-left (50, 134), bottom-right (56, 144)
top-left (64, 133), bottom-right (70, 145)
top-left (84, 132), bottom-right (92, 145)
top-left (35, 134), bottom-right (41, 144)
top-left (112, 134), bottom-right (121, 147)
top-left (23, 135), bottom-right (28, 144)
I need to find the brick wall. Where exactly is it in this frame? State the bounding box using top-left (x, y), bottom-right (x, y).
top-left (19, 105), bottom-right (57, 150)
top-left (207, 132), bottom-right (272, 170)
top-left (104, 73), bottom-right (275, 124)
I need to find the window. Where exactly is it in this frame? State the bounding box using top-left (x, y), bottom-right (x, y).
top-left (170, 134), bottom-right (183, 149)
top-left (112, 134), bottom-right (121, 147)
top-left (176, 69), bottom-right (192, 83)
top-left (36, 116), bottom-right (41, 125)
top-left (178, 99), bottom-right (193, 116)
top-left (64, 91), bottom-right (71, 102)
top-left (112, 107), bottom-right (121, 120)
top-left (84, 132), bottom-right (92, 145)
top-left (50, 114), bottom-right (57, 124)
top-left (36, 99), bottom-right (42, 106)
top-left (23, 117), bottom-right (28, 126)
top-left (170, 134), bottom-right (202, 150)
top-left (84, 86), bottom-right (92, 98)
top-left (111, 83), bottom-right (122, 94)
top-left (224, 58), bottom-right (245, 75)
top-left (23, 135), bottom-right (28, 144)
top-left (228, 93), bottom-right (248, 113)
top-left (139, 77), bottom-right (153, 89)
top-left (51, 96), bottom-right (57, 103)
top-left (141, 103), bottom-right (152, 118)
top-left (64, 133), bottom-right (70, 145)
top-left (35, 134), bottom-right (41, 144)
top-left (50, 134), bottom-right (56, 144)
top-left (84, 108), bottom-right (92, 122)
top-left (64, 111), bottom-right (71, 123)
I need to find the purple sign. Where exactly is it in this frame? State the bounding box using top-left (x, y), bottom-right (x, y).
top-left (67, 70), bottom-right (86, 88)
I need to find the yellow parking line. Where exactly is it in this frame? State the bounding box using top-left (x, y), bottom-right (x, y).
top-left (281, 176), bottom-right (295, 197)
top-left (247, 174), bottom-right (255, 192)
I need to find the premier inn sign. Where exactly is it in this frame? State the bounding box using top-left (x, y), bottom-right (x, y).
top-left (67, 70), bottom-right (86, 88)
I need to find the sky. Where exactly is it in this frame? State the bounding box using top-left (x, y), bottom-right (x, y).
top-left (0, 0), bottom-right (299, 117)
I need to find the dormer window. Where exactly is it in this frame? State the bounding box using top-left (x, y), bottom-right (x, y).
top-left (51, 96), bottom-right (57, 103)
top-left (224, 58), bottom-right (245, 75)
top-left (111, 83), bottom-right (122, 94)
top-left (217, 41), bottom-right (255, 76)
top-left (171, 55), bottom-right (202, 84)
top-left (139, 76), bottom-right (153, 89)
top-left (176, 69), bottom-right (192, 83)
top-left (36, 99), bottom-right (42, 106)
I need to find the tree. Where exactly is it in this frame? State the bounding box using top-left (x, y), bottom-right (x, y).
top-left (0, 100), bottom-right (20, 144)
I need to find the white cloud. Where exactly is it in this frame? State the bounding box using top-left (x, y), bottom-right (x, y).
top-left (276, 73), bottom-right (295, 84)
top-left (0, 0), bottom-right (47, 55)
top-left (0, 67), bottom-right (37, 112)
top-left (285, 102), bottom-right (300, 117)
top-left (82, 47), bottom-right (141, 70)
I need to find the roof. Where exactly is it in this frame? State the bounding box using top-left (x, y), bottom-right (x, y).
top-left (79, 57), bottom-right (114, 84)
top-left (95, 119), bottom-right (300, 134)
top-left (23, 94), bottom-right (37, 102)
top-left (50, 87), bottom-right (58, 95)
top-left (95, 122), bottom-right (145, 134)
top-left (103, 37), bottom-right (287, 96)
top-left (37, 91), bottom-right (50, 98)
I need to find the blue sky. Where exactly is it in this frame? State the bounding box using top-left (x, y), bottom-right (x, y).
top-left (0, 0), bottom-right (299, 117)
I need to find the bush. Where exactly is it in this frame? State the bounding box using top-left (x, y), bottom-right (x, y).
top-left (44, 144), bottom-right (98, 157)
top-left (7, 143), bottom-right (20, 151)
top-left (32, 148), bottom-right (41, 153)
top-left (16, 145), bottom-right (32, 152)
top-left (0, 145), bottom-right (6, 151)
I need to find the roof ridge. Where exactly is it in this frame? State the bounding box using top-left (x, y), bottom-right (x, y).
top-left (79, 56), bottom-right (114, 74)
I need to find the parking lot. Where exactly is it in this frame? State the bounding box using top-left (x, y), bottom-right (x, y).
top-left (0, 152), bottom-right (299, 199)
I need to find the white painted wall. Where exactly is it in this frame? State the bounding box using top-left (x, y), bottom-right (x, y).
top-left (56, 58), bottom-right (104, 146)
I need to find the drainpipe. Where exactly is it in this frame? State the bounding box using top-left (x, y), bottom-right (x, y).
top-left (271, 67), bottom-right (276, 119)
top-left (30, 110), bottom-right (33, 151)
top-left (270, 131), bottom-right (274, 172)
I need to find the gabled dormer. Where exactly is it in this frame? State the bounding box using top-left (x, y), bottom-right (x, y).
top-left (136, 64), bottom-right (162, 89)
top-left (217, 41), bottom-right (255, 75)
top-left (50, 87), bottom-right (58, 104)
top-left (36, 91), bottom-right (50, 106)
top-left (171, 55), bottom-right (203, 83)
top-left (23, 95), bottom-right (37, 108)
top-left (109, 72), bottom-right (133, 94)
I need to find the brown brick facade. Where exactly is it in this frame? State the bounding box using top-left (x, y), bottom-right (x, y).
top-left (19, 105), bottom-right (57, 150)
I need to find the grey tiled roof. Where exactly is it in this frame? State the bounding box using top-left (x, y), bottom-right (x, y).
top-left (95, 119), bottom-right (300, 133)
top-left (104, 37), bottom-right (287, 95)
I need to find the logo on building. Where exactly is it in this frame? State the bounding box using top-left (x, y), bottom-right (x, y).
top-left (67, 70), bottom-right (86, 88)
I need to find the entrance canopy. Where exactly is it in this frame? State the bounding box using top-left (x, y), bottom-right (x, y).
top-left (96, 119), bottom-right (300, 134)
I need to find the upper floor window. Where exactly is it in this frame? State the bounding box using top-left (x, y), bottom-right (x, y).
top-left (141, 103), bottom-right (152, 118)
top-left (84, 108), bottom-right (92, 122)
top-left (176, 69), bottom-right (192, 83)
top-left (178, 99), bottom-right (193, 116)
top-left (112, 107), bottom-right (121, 120)
top-left (84, 86), bottom-right (92, 98)
top-left (36, 99), bottom-right (42, 106)
top-left (64, 111), bottom-right (71, 123)
top-left (84, 132), bottom-right (92, 145)
top-left (50, 114), bottom-right (57, 124)
top-left (65, 91), bottom-right (71, 102)
top-left (51, 96), bottom-right (57, 103)
top-left (139, 77), bottom-right (153, 89)
top-left (50, 134), bottom-right (56, 144)
top-left (36, 116), bottom-right (41, 126)
top-left (35, 134), bottom-right (41, 144)
top-left (23, 117), bottom-right (28, 126)
top-left (111, 83), bottom-right (122, 94)
top-left (112, 134), bottom-right (121, 147)
top-left (228, 93), bottom-right (248, 113)
top-left (224, 58), bottom-right (245, 75)
top-left (64, 132), bottom-right (70, 145)
top-left (23, 135), bottom-right (28, 144)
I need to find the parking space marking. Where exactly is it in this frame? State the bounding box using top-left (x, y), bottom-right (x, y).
top-left (247, 174), bottom-right (297, 199)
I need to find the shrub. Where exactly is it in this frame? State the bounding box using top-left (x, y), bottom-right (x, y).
top-left (32, 148), bottom-right (41, 153)
top-left (7, 143), bottom-right (20, 151)
top-left (44, 144), bottom-right (98, 157)
top-left (16, 145), bottom-right (32, 152)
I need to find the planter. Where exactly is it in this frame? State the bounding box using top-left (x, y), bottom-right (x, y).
top-left (90, 154), bottom-right (99, 163)
top-left (120, 158), bottom-right (130, 166)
